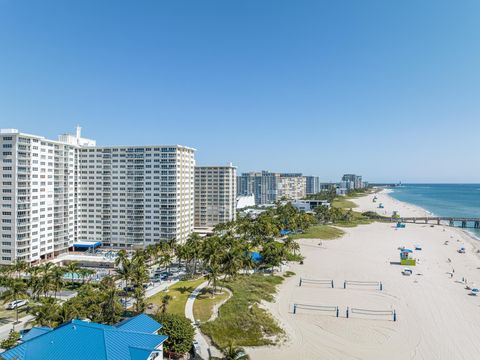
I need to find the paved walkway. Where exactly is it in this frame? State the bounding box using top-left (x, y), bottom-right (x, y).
top-left (185, 281), bottom-right (223, 360)
top-left (0, 315), bottom-right (34, 341)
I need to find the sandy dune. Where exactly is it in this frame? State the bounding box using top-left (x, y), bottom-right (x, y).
top-left (248, 191), bottom-right (480, 360)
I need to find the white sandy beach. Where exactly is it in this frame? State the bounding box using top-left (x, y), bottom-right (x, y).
top-left (248, 190), bottom-right (480, 360)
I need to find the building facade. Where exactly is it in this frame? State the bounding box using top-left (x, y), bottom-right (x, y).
top-left (237, 171), bottom-right (306, 205)
top-left (341, 174), bottom-right (364, 190)
top-left (278, 174), bottom-right (306, 200)
top-left (0, 128), bottom-right (195, 265)
top-left (194, 164), bottom-right (237, 227)
top-left (305, 176), bottom-right (320, 195)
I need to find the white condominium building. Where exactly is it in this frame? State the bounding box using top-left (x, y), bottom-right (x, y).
top-left (194, 164), bottom-right (237, 227)
top-left (278, 174), bottom-right (306, 200)
top-left (0, 128), bottom-right (195, 265)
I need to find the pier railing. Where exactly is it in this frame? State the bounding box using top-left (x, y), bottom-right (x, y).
top-left (372, 216), bottom-right (480, 229)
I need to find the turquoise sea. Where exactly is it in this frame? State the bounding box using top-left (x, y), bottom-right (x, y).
top-left (388, 184), bottom-right (480, 238)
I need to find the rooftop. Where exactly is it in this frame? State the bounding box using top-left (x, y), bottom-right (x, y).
top-left (2, 314), bottom-right (167, 360)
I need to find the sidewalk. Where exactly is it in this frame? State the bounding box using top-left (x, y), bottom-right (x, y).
top-left (0, 315), bottom-right (34, 341)
top-left (185, 281), bottom-right (222, 360)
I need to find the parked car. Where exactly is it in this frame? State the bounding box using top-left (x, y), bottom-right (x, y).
top-left (5, 299), bottom-right (28, 310)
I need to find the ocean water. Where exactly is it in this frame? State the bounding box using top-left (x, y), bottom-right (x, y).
top-left (388, 184), bottom-right (480, 238)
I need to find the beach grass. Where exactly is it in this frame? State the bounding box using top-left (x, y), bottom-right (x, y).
top-left (201, 274), bottom-right (284, 348)
top-left (290, 225), bottom-right (345, 240)
top-left (193, 288), bottom-right (230, 323)
top-left (147, 277), bottom-right (205, 316)
top-left (332, 198), bottom-right (358, 209)
top-left (334, 211), bottom-right (374, 227)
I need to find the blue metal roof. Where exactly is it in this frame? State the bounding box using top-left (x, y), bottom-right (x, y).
top-left (115, 313), bottom-right (162, 334)
top-left (20, 327), bottom-right (52, 342)
top-left (2, 316), bottom-right (167, 360)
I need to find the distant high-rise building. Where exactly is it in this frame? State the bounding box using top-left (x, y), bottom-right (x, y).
top-left (278, 174), bottom-right (306, 200)
top-left (237, 171), bottom-right (306, 204)
top-left (0, 128), bottom-right (196, 265)
top-left (194, 164), bottom-right (237, 228)
top-left (341, 174), bottom-right (365, 190)
top-left (305, 176), bottom-right (320, 195)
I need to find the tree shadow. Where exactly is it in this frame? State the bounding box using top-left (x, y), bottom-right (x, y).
top-left (177, 286), bottom-right (195, 294)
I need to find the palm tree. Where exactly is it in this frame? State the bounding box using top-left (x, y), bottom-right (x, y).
top-left (27, 266), bottom-right (42, 300)
top-left (12, 260), bottom-right (28, 280)
top-left (57, 302), bottom-right (80, 325)
top-left (158, 253), bottom-right (173, 274)
top-left (160, 294), bottom-right (172, 313)
top-left (221, 248), bottom-right (242, 280)
top-left (283, 237), bottom-right (300, 256)
top-left (115, 260), bottom-right (131, 310)
top-left (28, 296), bottom-right (60, 328)
top-left (115, 249), bottom-right (129, 268)
top-left (99, 276), bottom-right (122, 324)
top-left (51, 267), bottom-right (66, 299)
top-left (2, 278), bottom-right (29, 328)
top-left (132, 286), bottom-right (146, 314)
top-left (221, 344), bottom-right (250, 360)
top-left (205, 263), bottom-right (221, 295)
top-left (78, 268), bottom-right (95, 284)
top-left (65, 261), bottom-right (80, 286)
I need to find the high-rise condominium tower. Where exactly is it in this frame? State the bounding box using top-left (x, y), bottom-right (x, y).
top-left (194, 164), bottom-right (237, 227)
top-left (0, 128), bottom-right (195, 265)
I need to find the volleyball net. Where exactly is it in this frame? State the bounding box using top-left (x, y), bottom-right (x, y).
top-left (293, 303), bottom-right (339, 317)
top-left (299, 278), bottom-right (334, 288)
top-left (343, 280), bottom-right (383, 291)
top-left (347, 307), bottom-right (396, 321)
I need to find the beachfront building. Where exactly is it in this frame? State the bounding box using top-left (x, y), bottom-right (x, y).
top-left (341, 174), bottom-right (364, 190)
top-left (305, 176), bottom-right (320, 195)
top-left (237, 171), bottom-right (307, 205)
top-left (2, 314), bottom-right (167, 360)
top-left (76, 143), bottom-right (195, 248)
top-left (0, 127), bottom-right (195, 265)
top-left (278, 173), bottom-right (306, 200)
top-left (290, 199), bottom-right (330, 212)
top-left (237, 171), bottom-right (279, 205)
top-left (194, 164), bottom-right (237, 227)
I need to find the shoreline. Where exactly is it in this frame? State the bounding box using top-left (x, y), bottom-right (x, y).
top-left (374, 188), bottom-right (480, 256)
top-left (247, 190), bottom-right (480, 360)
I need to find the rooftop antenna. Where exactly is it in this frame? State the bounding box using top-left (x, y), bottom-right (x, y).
top-left (76, 125), bottom-right (81, 139)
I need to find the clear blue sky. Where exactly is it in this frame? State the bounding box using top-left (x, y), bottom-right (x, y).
top-left (1, 0), bottom-right (479, 183)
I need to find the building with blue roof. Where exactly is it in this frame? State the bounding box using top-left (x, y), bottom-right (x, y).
top-left (115, 313), bottom-right (162, 334)
top-left (2, 314), bottom-right (167, 360)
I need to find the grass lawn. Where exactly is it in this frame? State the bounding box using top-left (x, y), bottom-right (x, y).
top-left (193, 288), bottom-right (230, 323)
top-left (332, 198), bottom-right (358, 209)
top-left (290, 225), bottom-right (344, 240)
top-left (201, 274), bottom-right (284, 348)
top-left (147, 277), bottom-right (205, 316)
top-left (334, 211), bottom-right (374, 228)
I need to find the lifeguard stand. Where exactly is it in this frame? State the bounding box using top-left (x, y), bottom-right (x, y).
top-left (400, 249), bottom-right (416, 266)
